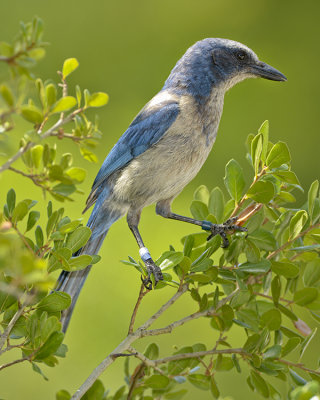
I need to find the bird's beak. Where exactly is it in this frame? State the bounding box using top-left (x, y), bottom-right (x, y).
top-left (251, 61), bottom-right (287, 82)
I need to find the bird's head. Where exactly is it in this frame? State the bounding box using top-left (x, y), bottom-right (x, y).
top-left (164, 38), bottom-right (287, 102)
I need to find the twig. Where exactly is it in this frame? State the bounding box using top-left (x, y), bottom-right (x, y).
top-left (0, 108), bottom-right (83, 174)
top-left (0, 300), bottom-right (29, 351)
top-left (231, 167), bottom-right (267, 218)
top-left (70, 285), bottom-right (188, 400)
top-left (278, 358), bottom-right (320, 376)
top-left (267, 222), bottom-right (320, 260)
top-left (128, 284), bottom-right (148, 334)
top-left (0, 356), bottom-right (30, 371)
top-left (141, 288), bottom-right (238, 338)
top-left (153, 348), bottom-right (248, 365)
top-left (8, 166), bottom-right (51, 194)
top-left (127, 346), bottom-right (165, 375)
top-left (253, 291), bottom-right (293, 305)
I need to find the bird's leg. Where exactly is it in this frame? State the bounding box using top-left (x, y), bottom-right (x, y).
top-left (127, 213), bottom-right (163, 290)
top-left (156, 200), bottom-right (247, 248)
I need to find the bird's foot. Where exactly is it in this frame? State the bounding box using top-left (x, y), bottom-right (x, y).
top-left (201, 217), bottom-right (247, 248)
top-left (141, 258), bottom-right (164, 290)
top-left (139, 246), bottom-right (163, 289)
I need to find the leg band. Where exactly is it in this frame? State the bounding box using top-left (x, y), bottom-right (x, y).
top-left (139, 247), bottom-right (151, 262)
top-left (201, 220), bottom-right (212, 231)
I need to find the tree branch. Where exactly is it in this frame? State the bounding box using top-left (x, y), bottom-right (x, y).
top-left (128, 284), bottom-right (149, 334)
top-left (0, 108), bottom-right (83, 174)
top-left (127, 346), bottom-right (165, 375)
top-left (0, 300), bottom-right (28, 351)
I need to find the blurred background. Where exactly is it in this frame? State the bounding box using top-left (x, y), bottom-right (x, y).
top-left (1, 0), bottom-right (319, 398)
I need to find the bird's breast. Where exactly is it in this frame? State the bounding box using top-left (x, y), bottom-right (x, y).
top-left (110, 90), bottom-right (224, 208)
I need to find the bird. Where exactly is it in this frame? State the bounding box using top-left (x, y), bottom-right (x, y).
top-left (56, 38), bottom-right (287, 333)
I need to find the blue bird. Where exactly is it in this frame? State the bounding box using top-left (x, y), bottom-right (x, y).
top-left (56, 38), bottom-right (286, 332)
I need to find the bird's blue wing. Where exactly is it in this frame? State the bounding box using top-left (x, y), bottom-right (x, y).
top-left (89, 99), bottom-right (180, 200)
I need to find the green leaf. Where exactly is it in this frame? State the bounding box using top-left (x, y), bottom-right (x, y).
top-left (87, 92), bottom-right (109, 107)
top-left (266, 141), bottom-right (291, 169)
top-left (26, 210), bottom-right (40, 232)
top-left (6, 188), bottom-right (16, 214)
top-left (289, 369), bottom-right (307, 386)
top-left (0, 291), bottom-right (17, 313)
top-left (81, 380), bottom-right (105, 400)
top-left (56, 390), bottom-right (71, 400)
top-left (35, 225), bottom-right (44, 247)
top-left (37, 292), bottom-right (71, 312)
top-left (62, 58), bottom-right (79, 79)
top-left (80, 147), bottom-right (98, 163)
top-left (224, 159), bottom-right (245, 203)
top-left (210, 376), bottom-right (220, 398)
top-left (194, 185), bottom-right (209, 203)
top-left (250, 370), bottom-right (270, 398)
top-left (271, 260), bottom-right (299, 279)
top-left (21, 104), bottom-right (43, 124)
top-left (304, 260), bottom-right (320, 287)
top-left (65, 226), bottom-right (91, 253)
top-left (31, 145), bottom-right (43, 169)
top-left (46, 83), bottom-right (57, 107)
top-left (0, 84), bottom-right (14, 107)
top-left (277, 303), bottom-right (298, 321)
top-left (52, 183), bottom-right (76, 197)
top-left (308, 180), bottom-right (319, 220)
top-left (65, 167), bottom-right (87, 183)
top-left (188, 374), bottom-right (210, 390)
top-left (271, 276), bottom-right (281, 305)
top-left (249, 229), bottom-right (277, 251)
top-left (258, 120), bottom-right (269, 162)
top-left (263, 344), bottom-right (281, 359)
top-left (68, 255), bottom-right (93, 270)
top-left (289, 210), bottom-right (308, 240)
top-left (261, 308), bottom-right (281, 330)
top-left (238, 259), bottom-right (271, 274)
top-left (251, 133), bottom-right (263, 175)
top-left (281, 337), bottom-right (301, 357)
top-left (247, 180), bottom-right (275, 204)
top-left (144, 343), bottom-right (159, 360)
top-left (51, 96), bottom-right (77, 113)
top-left (12, 201), bottom-right (29, 224)
top-left (294, 288), bottom-right (318, 306)
top-left (208, 187), bottom-right (225, 223)
top-left (145, 375), bottom-right (170, 389)
top-left (273, 170), bottom-right (300, 186)
top-left (34, 331), bottom-right (64, 360)
top-left (59, 220), bottom-right (82, 234)
top-left (190, 200), bottom-right (208, 220)
top-left (157, 251), bottom-right (184, 271)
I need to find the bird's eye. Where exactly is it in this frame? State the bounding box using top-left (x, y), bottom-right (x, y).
top-left (236, 51), bottom-right (247, 61)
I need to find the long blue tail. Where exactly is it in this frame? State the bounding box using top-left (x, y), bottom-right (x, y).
top-left (56, 231), bottom-right (108, 333)
top-left (56, 187), bottom-right (123, 333)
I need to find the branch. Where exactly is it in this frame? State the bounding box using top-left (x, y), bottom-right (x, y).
top-left (8, 167), bottom-right (51, 194)
top-left (267, 222), bottom-right (320, 260)
top-left (154, 348), bottom-right (247, 365)
top-left (141, 288), bottom-right (239, 338)
top-left (128, 284), bottom-right (149, 334)
top-left (0, 356), bottom-right (30, 371)
top-left (278, 358), bottom-right (320, 376)
top-left (127, 346), bottom-right (165, 375)
top-left (70, 285), bottom-right (188, 400)
top-left (0, 300), bottom-right (28, 351)
top-left (0, 108), bottom-right (83, 174)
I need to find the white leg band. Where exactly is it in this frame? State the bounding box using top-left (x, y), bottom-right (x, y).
top-left (139, 247), bottom-right (151, 262)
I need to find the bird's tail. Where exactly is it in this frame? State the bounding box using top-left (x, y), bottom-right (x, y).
top-left (56, 188), bottom-right (123, 333)
top-left (56, 231), bottom-right (108, 333)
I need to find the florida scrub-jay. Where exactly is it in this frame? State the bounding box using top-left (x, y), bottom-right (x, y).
top-left (56, 38), bottom-right (286, 332)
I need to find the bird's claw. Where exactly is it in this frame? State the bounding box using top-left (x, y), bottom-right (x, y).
top-left (204, 216), bottom-right (248, 248)
top-left (141, 258), bottom-right (163, 290)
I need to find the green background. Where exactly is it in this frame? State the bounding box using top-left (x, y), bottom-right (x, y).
top-left (1, 0), bottom-right (319, 399)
